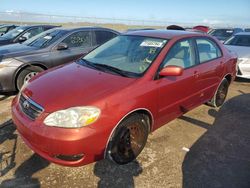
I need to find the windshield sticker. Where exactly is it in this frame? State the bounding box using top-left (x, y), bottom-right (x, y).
top-left (17, 29), bottom-right (24, 32)
top-left (140, 40), bottom-right (165, 48)
top-left (44, 36), bottom-right (52, 40)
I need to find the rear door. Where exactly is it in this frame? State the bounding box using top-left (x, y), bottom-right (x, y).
top-left (50, 30), bottom-right (94, 66)
top-left (155, 38), bottom-right (200, 127)
top-left (193, 37), bottom-right (224, 103)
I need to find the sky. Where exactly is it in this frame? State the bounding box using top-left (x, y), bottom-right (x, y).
top-left (0, 0), bottom-right (250, 26)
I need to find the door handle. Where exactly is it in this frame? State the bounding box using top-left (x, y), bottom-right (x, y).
top-left (194, 70), bottom-right (199, 78)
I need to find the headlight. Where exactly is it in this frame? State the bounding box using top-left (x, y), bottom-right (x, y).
top-left (44, 106), bottom-right (101, 128)
top-left (238, 58), bottom-right (249, 64)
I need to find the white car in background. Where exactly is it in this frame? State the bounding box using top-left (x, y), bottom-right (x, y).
top-left (224, 32), bottom-right (250, 79)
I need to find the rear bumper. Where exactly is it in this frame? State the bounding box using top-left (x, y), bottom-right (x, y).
top-left (11, 96), bottom-right (111, 166)
top-left (0, 66), bottom-right (17, 93)
top-left (237, 63), bottom-right (250, 79)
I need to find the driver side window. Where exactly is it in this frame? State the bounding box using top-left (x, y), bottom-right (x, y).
top-left (62, 31), bottom-right (92, 48)
top-left (162, 39), bottom-right (195, 69)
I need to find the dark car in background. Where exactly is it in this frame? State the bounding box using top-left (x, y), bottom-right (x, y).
top-left (0, 24), bottom-right (18, 36)
top-left (0, 27), bottom-right (119, 92)
top-left (0, 25), bottom-right (58, 46)
top-left (208, 28), bottom-right (244, 42)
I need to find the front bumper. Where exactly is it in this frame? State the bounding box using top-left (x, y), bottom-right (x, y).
top-left (11, 96), bottom-right (111, 166)
top-left (0, 66), bottom-right (18, 93)
top-left (237, 63), bottom-right (250, 79)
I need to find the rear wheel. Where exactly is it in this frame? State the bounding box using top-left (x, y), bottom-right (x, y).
top-left (16, 66), bottom-right (44, 91)
top-left (106, 114), bottom-right (149, 165)
top-left (207, 79), bottom-right (229, 107)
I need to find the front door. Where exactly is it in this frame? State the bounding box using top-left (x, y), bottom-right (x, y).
top-left (155, 39), bottom-right (200, 127)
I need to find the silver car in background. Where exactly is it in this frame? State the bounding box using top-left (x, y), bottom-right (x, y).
top-left (224, 32), bottom-right (250, 79)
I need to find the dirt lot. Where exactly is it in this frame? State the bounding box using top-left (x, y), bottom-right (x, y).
top-left (0, 79), bottom-right (250, 188)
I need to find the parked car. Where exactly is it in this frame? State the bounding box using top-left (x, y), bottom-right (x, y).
top-left (0, 27), bottom-right (119, 92)
top-left (208, 28), bottom-right (244, 42)
top-left (0, 25), bottom-right (58, 46)
top-left (12, 30), bottom-right (237, 166)
top-left (0, 24), bottom-right (18, 36)
top-left (193, 25), bottom-right (210, 33)
top-left (224, 32), bottom-right (250, 79)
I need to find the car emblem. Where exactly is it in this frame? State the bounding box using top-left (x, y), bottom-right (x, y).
top-left (23, 100), bottom-right (30, 109)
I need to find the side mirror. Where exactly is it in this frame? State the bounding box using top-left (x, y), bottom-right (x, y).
top-left (159, 65), bottom-right (183, 77)
top-left (18, 36), bottom-right (27, 43)
top-left (57, 43), bottom-right (68, 50)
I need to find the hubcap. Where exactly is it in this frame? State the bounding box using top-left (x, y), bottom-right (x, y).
top-left (216, 83), bottom-right (227, 106)
top-left (24, 72), bottom-right (38, 84)
top-left (112, 122), bottom-right (146, 163)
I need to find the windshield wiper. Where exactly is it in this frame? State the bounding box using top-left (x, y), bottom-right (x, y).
top-left (93, 63), bottom-right (129, 77)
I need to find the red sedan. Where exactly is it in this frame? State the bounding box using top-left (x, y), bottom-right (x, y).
top-left (12, 30), bottom-right (237, 166)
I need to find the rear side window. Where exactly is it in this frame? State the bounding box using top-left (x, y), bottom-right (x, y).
top-left (224, 35), bottom-right (250, 47)
top-left (196, 39), bottom-right (222, 63)
top-left (94, 30), bottom-right (117, 45)
top-left (0, 27), bottom-right (7, 33)
top-left (162, 39), bottom-right (196, 69)
top-left (62, 31), bottom-right (92, 48)
top-left (22, 27), bottom-right (44, 39)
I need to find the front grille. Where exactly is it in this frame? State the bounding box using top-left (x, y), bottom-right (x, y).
top-left (19, 94), bottom-right (44, 120)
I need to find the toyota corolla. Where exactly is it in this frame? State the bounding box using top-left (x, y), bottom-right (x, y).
top-left (12, 30), bottom-right (237, 166)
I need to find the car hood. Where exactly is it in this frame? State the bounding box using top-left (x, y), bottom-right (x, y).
top-left (23, 62), bottom-right (136, 112)
top-left (0, 43), bottom-right (38, 59)
top-left (225, 45), bottom-right (250, 58)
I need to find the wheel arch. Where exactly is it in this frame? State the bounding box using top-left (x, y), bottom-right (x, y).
top-left (104, 108), bottom-right (154, 159)
top-left (224, 73), bottom-right (232, 84)
top-left (14, 62), bottom-right (48, 90)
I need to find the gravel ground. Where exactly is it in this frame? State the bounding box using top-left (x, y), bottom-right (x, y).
top-left (0, 78), bottom-right (250, 188)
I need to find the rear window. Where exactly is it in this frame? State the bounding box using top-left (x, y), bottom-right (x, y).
top-left (224, 35), bottom-right (250, 47)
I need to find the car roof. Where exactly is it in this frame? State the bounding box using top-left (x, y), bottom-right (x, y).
top-left (123, 29), bottom-right (207, 39)
top-left (0, 24), bottom-right (16, 27)
top-left (17, 25), bottom-right (58, 29)
top-left (234, 32), bottom-right (250, 36)
top-left (58, 26), bottom-right (120, 34)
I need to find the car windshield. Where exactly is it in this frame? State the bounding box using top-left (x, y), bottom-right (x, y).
top-left (82, 35), bottom-right (168, 77)
top-left (224, 35), bottom-right (250, 47)
top-left (1, 26), bottom-right (26, 39)
top-left (23, 29), bottom-right (67, 48)
top-left (209, 29), bottom-right (234, 38)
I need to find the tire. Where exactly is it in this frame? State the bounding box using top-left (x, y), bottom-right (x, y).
top-left (106, 114), bottom-right (149, 165)
top-left (16, 66), bottom-right (44, 91)
top-left (207, 79), bottom-right (229, 108)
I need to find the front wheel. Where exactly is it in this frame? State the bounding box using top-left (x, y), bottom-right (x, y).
top-left (207, 79), bottom-right (229, 108)
top-left (16, 66), bottom-right (44, 91)
top-left (106, 114), bottom-right (149, 165)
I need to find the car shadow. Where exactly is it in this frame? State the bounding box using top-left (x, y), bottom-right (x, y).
top-left (94, 159), bottom-right (143, 188)
top-left (0, 92), bottom-right (17, 99)
top-left (182, 93), bottom-right (250, 188)
top-left (0, 120), bottom-right (17, 177)
top-left (234, 77), bottom-right (250, 83)
top-left (0, 120), bottom-right (50, 187)
top-left (1, 154), bottom-right (50, 188)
